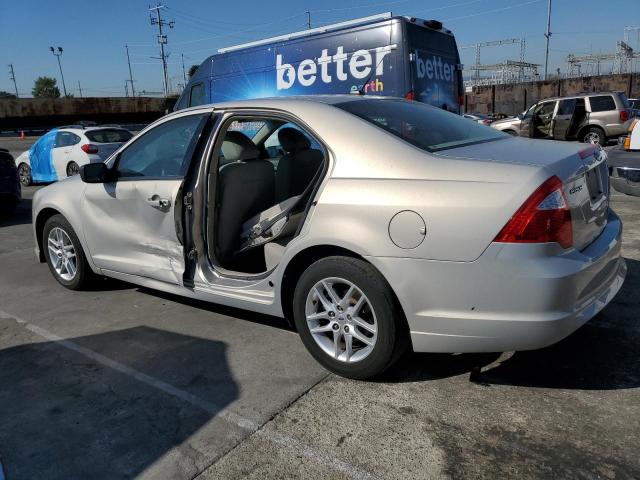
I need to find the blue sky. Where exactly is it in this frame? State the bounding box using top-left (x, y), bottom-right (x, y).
top-left (0, 0), bottom-right (638, 97)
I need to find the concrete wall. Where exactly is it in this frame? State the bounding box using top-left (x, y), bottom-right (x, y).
top-left (465, 73), bottom-right (640, 116)
top-left (0, 97), bottom-right (174, 130)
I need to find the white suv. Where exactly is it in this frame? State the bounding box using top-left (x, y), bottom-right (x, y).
top-left (15, 126), bottom-right (133, 186)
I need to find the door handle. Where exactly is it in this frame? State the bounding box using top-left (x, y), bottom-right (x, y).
top-left (146, 195), bottom-right (171, 209)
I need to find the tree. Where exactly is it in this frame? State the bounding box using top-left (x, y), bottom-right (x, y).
top-left (0, 91), bottom-right (17, 99)
top-left (188, 64), bottom-right (199, 79)
top-left (32, 76), bottom-right (61, 98)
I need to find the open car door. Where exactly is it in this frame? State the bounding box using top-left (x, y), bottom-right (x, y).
top-left (552, 98), bottom-right (577, 140)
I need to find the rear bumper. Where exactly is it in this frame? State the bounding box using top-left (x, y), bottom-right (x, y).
top-left (369, 211), bottom-right (625, 353)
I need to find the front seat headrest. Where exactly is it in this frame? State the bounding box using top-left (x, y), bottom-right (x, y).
top-left (278, 127), bottom-right (311, 153)
top-left (221, 131), bottom-right (260, 162)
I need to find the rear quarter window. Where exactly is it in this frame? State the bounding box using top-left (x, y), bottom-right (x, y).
top-left (589, 95), bottom-right (616, 112)
top-left (85, 129), bottom-right (133, 143)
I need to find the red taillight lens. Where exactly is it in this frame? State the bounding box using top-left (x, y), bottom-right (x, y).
top-left (620, 110), bottom-right (629, 122)
top-left (404, 90), bottom-right (414, 101)
top-left (494, 176), bottom-right (573, 249)
top-left (81, 144), bottom-right (99, 154)
top-left (482, 119), bottom-right (492, 125)
top-left (458, 95), bottom-right (464, 106)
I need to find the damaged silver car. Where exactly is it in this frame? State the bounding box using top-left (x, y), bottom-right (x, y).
top-left (32, 96), bottom-right (626, 379)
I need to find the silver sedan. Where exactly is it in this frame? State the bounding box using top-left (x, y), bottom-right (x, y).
top-left (32, 96), bottom-right (626, 379)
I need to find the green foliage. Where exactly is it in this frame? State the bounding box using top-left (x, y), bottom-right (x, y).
top-left (32, 76), bottom-right (61, 98)
top-left (0, 91), bottom-right (17, 99)
top-left (188, 64), bottom-right (199, 79)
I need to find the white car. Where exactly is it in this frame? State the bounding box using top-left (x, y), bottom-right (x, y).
top-left (15, 126), bottom-right (133, 186)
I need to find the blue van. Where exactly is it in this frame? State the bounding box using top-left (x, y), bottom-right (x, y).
top-left (175, 13), bottom-right (463, 113)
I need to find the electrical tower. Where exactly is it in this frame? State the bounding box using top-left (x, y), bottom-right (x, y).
top-left (567, 40), bottom-right (640, 76)
top-left (8, 64), bottom-right (18, 97)
top-left (149, 4), bottom-right (174, 97)
top-left (462, 38), bottom-right (537, 86)
top-left (125, 45), bottom-right (136, 97)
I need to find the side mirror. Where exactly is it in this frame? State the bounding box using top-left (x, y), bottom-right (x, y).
top-left (80, 163), bottom-right (110, 183)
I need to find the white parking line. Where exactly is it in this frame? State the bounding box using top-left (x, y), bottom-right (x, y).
top-left (0, 310), bottom-right (379, 480)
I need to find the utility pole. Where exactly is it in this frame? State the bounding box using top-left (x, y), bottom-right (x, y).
top-left (125, 44), bottom-right (136, 97)
top-left (77, 80), bottom-right (83, 98)
top-left (149, 4), bottom-right (174, 97)
top-left (8, 64), bottom-right (18, 97)
top-left (125, 82), bottom-right (129, 97)
top-left (306, 11), bottom-right (311, 29)
top-left (181, 53), bottom-right (187, 84)
top-left (543, 0), bottom-right (552, 80)
top-left (49, 46), bottom-right (68, 96)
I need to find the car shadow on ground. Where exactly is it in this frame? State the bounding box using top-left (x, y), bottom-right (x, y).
top-left (384, 258), bottom-right (640, 390)
top-left (0, 325), bottom-right (238, 480)
top-left (0, 197), bottom-right (32, 227)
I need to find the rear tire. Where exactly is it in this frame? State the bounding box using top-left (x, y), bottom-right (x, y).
top-left (292, 256), bottom-right (408, 380)
top-left (66, 161), bottom-right (80, 177)
top-left (582, 126), bottom-right (606, 145)
top-left (43, 214), bottom-right (95, 290)
top-left (18, 163), bottom-right (31, 186)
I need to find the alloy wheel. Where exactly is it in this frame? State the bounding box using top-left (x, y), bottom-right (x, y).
top-left (47, 227), bottom-right (78, 281)
top-left (305, 277), bottom-right (378, 363)
top-left (584, 131), bottom-right (601, 144)
top-left (18, 164), bottom-right (30, 186)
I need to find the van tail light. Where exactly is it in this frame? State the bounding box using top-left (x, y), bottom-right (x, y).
top-left (458, 95), bottom-right (464, 106)
top-left (494, 176), bottom-right (573, 249)
top-left (404, 90), bottom-right (414, 101)
top-left (620, 110), bottom-right (629, 122)
top-left (81, 144), bottom-right (99, 154)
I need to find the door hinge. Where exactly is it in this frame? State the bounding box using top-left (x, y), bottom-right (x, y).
top-left (183, 192), bottom-right (193, 211)
top-left (187, 248), bottom-right (198, 260)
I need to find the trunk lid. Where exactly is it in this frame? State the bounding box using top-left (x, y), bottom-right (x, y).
top-left (435, 137), bottom-right (609, 251)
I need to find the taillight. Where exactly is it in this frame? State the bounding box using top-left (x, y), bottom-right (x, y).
top-left (482, 119), bottom-right (492, 125)
top-left (458, 95), bottom-right (464, 106)
top-left (494, 176), bottom-right (573, 249)
top-left (81, 144), bottom-right (99, 154)
top-left (404, 90), bottom-right (414, 101)
top-left (620, 110), bottom-right (629, 122)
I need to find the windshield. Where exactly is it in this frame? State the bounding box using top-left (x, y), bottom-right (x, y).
top-left (336, 99), bottom-right (506, 152)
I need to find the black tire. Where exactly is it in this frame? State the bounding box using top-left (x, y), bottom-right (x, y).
top-left (42, 214), bottom-right (95, 290)
top-left (292, 256), bottom-right (409, 380)
top-left (581, 126), bottom-right (606, 145)
top-left (66, 161), bottom-right (80, 177)
top-left (18, 163), bottom-right (32, 186)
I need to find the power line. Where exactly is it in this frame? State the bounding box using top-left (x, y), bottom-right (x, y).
top-left (8, 64), bottom-right (18, 97)
top-left (149, 3), bottom-right (174, 97)
top-left (444, 0), bottom-right (543, 22)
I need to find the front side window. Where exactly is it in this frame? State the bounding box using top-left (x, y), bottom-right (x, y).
top-left (336, 99), bottom-right (506, 152)
top-left (115, 114), bottom-right (205, 178)
top-left (536, 101), bottom-right (556, 116)
top-left (589, 95), bottom-right (616, 112)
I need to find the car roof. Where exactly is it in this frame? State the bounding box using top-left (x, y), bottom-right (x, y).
top-left (174, 94), bottom-right (396, 116)
top-left (539, 91), bottom-right (622, 102)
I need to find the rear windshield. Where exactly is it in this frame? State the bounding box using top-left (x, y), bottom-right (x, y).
top-left (336, 99), bottom-right (506, 152)
top-left (85, 129), bottom-right (133, 143)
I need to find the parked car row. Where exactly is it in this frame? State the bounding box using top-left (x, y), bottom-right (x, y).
top-left (609, 118), bottom-right (640, 197)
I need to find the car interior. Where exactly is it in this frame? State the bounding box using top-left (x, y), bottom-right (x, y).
top-left (207, 118), bottom-right (326, 274)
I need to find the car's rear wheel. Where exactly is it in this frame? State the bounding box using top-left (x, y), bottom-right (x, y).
top-left (293, 256), bottom-right (408, 380)
top-left (66, 161), bottom-right (80, 177)
top-left (18, 163), bottom-right (31, 186)
top-left (582, 126), bottom-right (606, 145)
top-left (43, 214), bottom-right (94, 290)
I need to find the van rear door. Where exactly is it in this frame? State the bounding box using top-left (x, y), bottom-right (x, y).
top-left (406, 23), bottom-right (461, 113)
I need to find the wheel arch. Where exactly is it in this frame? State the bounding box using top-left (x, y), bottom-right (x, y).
top-left (577, 124), bottom-right (606, 142)
top-left (35, 207), bottom-right (62, 262)
top-left (279, 245), bottom-right (409, 339)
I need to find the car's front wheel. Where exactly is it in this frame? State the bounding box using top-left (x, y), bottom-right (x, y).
top-left (18, 163), bottom-right (32, 186)
top-left (43, 214), bottom-right (94, 290)
top-left (293, 256), bottom-right (408, 379)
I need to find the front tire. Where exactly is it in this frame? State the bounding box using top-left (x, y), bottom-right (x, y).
top-left (18, 163), bottom-right (32, 186)
top-left (66, 161), bottom-right (80, 177)
top-left (43, 214), bottom-right (94, 290)
top-left (293, 256), bottom-right (408, 380)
